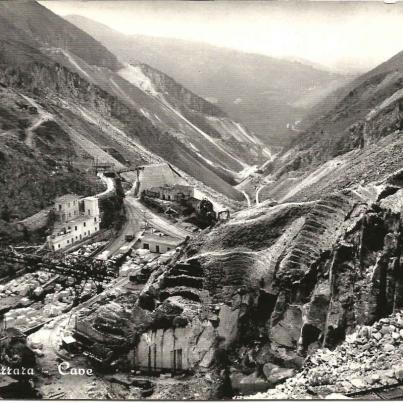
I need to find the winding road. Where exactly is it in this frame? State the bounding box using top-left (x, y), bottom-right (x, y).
top-left (98, 193), bottom-right (192, 259)
top-left (21, 95), bottom-right (53, 149)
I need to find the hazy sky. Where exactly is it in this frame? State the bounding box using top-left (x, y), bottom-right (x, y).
top-left (40, 1), bottom-right (403, 73)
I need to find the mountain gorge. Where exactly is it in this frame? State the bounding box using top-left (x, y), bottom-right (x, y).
top-left (65, 14), bottom-right (350, 147)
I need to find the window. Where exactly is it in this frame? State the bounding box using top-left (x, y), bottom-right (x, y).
top-left (167, 247), bottom-right (171, 251)
top-left (143, 243), bottom-right (149, 250)
top-left (156, 245), bottom-right (160, 253)
top-left (88, 209), bottom-right (91, 215)
top-left (58, 244), bottom-right (60, 249)
top-left (84, 222), bottom-right (86, 227)
top-left (59, 204), bottom-right (62, 210)
top-left (67, 240), bottom-right (69, 244)
top-left (75, 226), bottom-right (77, 231)
top-left (94, 217), bottom-right (97, 223)
top-left (68, 213), bottom-right (71, 218)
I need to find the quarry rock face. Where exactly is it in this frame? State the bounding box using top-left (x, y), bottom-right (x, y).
top-left (132, 180), bottom-right (402, 396)
top-left (245, 309), bottom-right (403, 399)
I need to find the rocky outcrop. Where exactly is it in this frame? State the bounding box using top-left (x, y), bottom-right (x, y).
top-left (137, 182), bottom-right (402, 396)
top-left (245, 310), bottom-right (403, 399)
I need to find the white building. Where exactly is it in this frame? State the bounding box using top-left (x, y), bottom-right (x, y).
top-left (47, 194), bottom-right (101, 252)
top-left (140, 233), bottom-right (181, 254)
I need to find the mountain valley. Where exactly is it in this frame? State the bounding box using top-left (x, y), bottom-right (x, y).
top-left (0, 1), bottom-right (402, 400)
top-left (65, 14), bottom-right (351, 148)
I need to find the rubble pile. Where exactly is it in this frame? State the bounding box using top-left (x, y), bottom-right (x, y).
top-left (78, 291), bottom-right (139, 339)
top-left (65, 242), bottom-right (107, 263)
top-left (119, 249), bottom-right (174, 279)
top-left (3, 306), bottom-right (44, 330)
top-left (42, 285), bottom-right (75, 317)
top-left (243, 310), bottom-right (403, 399)
top-left (0, 271), bottom-right (52, 300)
top-left (4, 286), bottom-right (76, 329)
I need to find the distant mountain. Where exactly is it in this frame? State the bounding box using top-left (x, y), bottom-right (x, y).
top-left (65, 14), bottom-right (349, 147)
top-left (0, 0), bottom-right (272, 215)
top-left (296, 48), bottom-right (403, 159)
top-left (254, 48), bottom-right (403, 204)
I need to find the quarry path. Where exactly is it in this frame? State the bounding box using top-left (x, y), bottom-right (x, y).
top-left (25, 113), bottom-right (52, 148)
top-left (126, 196), bottom-right (192, 239)
top-left (20, 94), bottom-right (53, 149)
top-left (95, 173), bottom-right (115, 198)
top-left (100, 196), bottom-right (145, 258)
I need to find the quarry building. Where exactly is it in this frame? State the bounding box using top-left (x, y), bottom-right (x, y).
top-left (140, 233), bottom-right (181, 254)
top-left (47, 194), bottom-right (101, 251)
top-left (143, 184), bottom-right (194, 202)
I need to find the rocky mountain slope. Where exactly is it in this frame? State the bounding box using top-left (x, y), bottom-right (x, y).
top-left (0, 1), bottom-right (121, 71)
top-left (251, 45), bottom-right (403, 206)
top-left (65, 14), bottom-right (349, 147)
top-left (0, 0), bottom-right (271, 227)
top-left (288, 48), bottom-right (403, 163)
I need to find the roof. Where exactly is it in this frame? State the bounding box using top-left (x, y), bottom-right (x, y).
top-left (50, 215), bottom-right (97, 240)
top-left (54, 194), bottom-right (81, 204)
top-left (138, 163), bottom-right (186, 194)
top-left (83, 196), bottom-right (98, 202)
top-left (62, 336), bottom-right (76, 344)
top-left (141, 233), bottom-right (181, 246)
top-left (147, 184), bottom-right (193, 194)
top-left (18, 208), bottom-right (50, 229)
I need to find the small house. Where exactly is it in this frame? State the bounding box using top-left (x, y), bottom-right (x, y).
top-left (140, 233), bottom-right (181, 254)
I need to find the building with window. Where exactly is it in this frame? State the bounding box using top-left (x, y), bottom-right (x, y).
top-left (140, 233), bottom-right (181, 254)
top-left (47, 194), bottom-right (101, 251)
